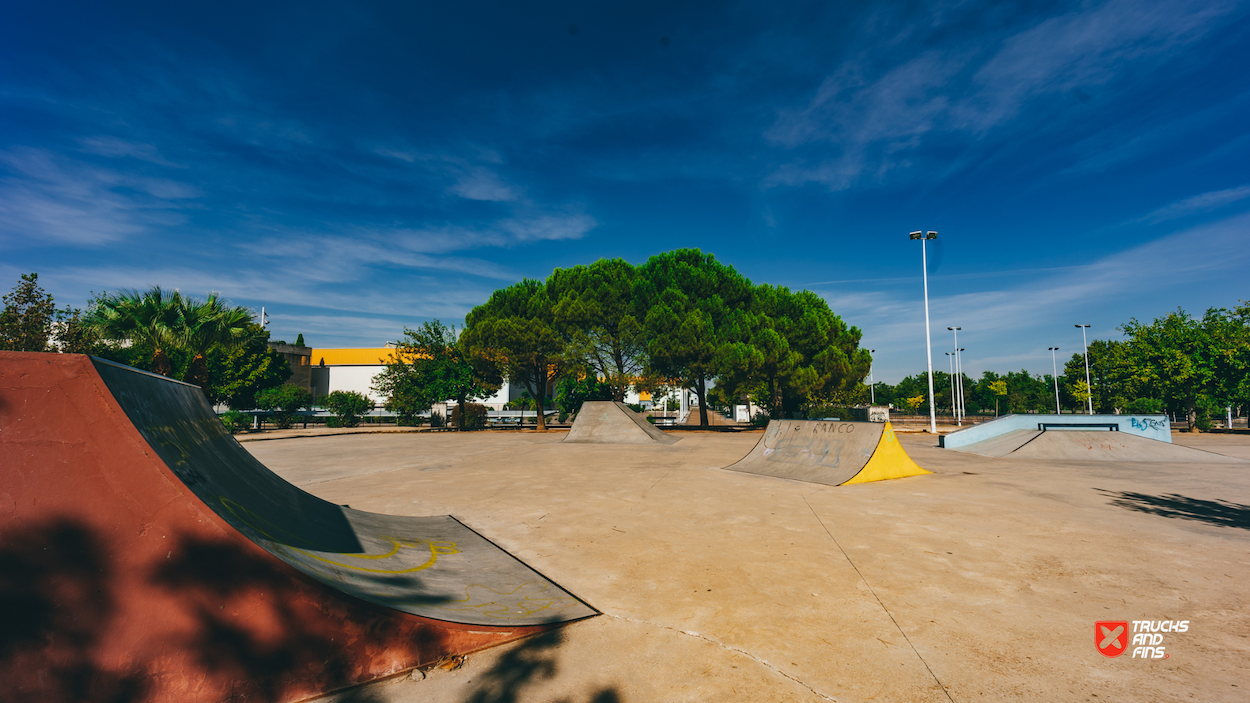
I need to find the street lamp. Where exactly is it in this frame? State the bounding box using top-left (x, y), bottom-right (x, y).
top-left (945, 352), bottom-right (955, 418)
top-left (910, 231), bottom-right (938, 434)
top-left (957, 347), bottom-right (966, 424)
top-left (1075, 325), bottom-right (1093, 415)
top-left (1048, 347), bottom-right (1061, 415)
top-left (867, 350), bottom-right (876, 404)
top-left (947, 326), bottom-right (963, 425)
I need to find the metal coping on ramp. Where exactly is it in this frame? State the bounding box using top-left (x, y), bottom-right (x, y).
top-left (725, 420), bottom-right (928, 486)
top-left (954, 428), bottom-right (1248, 463)
top-left (0, 352), bottom-right (595, 703)
top-left (940, 413), bottom-right (1171, 449)
top-left (562, 400), bottom-right (680, 445)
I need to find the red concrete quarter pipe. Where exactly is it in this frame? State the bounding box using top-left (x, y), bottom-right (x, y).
top-left (0, 352), bottom-right (594, 703)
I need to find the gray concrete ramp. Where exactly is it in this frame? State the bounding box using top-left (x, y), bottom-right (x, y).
top-left (1006, 430), bottom-right (1246, 462)
top-left (957, 429), bottom-right (1043, 457)
top-left (725, 420), bottom-right (927, 486)
top-left (564, 401), bottom-right (680, 445)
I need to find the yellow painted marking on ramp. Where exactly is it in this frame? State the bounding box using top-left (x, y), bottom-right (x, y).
top-left (841, 423), bottom-right (930, 485)
top-left (218, 496), bottom-right (460, 573)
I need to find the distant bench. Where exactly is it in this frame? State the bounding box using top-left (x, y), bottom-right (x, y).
top-left (1037, 422), bottom-right (1119, 432)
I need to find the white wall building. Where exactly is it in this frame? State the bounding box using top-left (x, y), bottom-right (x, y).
top-left (308, 347), bottom-right (687, 415)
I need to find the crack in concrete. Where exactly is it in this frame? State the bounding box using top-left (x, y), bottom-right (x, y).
top-left (803, 495), bottom-right (956, 703)
top-left (599, 612), bottom-right (838, 702)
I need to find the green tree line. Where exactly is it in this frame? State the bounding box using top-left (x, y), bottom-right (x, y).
top-left (380, 249), bottom-right (870, 429)
top-left (870, 304), bottom-right (1250, 431)
top-left (0, 274), bottom-right (293, 409)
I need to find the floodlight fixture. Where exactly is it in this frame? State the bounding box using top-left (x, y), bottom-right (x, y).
top-left (926, 231), bottom-right (937, 240)
top-left (909, 231), bottom-right (923, 240)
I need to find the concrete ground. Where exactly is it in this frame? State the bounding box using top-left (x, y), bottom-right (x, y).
top-left (245, 430), bottom-right (1250, 703)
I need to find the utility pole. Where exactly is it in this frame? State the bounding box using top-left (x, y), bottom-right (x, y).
top-left (868, 349), bottom-right (876, 405)
top-left (946, 352), bottom-right (955, 419)
top-left (1048, 347), bottom-right (1061, 415)
top-left (1076, 325), bottom-right (1093, 415)
top-left (910, 231), bottom-right (938, 434)
top-left (947, 327), bottom-right (962, 425)
top-left (957, 347), bottom-right (966, 424)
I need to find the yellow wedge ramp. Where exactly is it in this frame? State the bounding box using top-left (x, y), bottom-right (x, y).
top-left (842, 422), bottom-right (930, 484)
top-left (726, 419), bottom-right (928, 486)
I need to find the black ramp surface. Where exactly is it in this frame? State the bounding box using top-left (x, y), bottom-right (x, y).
top-left (93, 358), bottom-right (597, 625)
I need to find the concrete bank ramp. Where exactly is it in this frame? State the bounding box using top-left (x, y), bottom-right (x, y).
top-left (0, 352), bottom-right (594, 703)
top-left (1001, 430), bottom-right (1247, 463)
top-left (957, 429), bottom-right (1043, 457)
top-left (726, 420), bottom-right (928, 486)
top-left (564, 400), bottom-right (680, 445)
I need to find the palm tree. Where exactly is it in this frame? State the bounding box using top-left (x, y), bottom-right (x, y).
top-left (88, 287), bottom-right (185, 376)
top-left (179, 293), bottom-right (257, 389)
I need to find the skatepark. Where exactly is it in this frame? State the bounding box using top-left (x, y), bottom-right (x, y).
top-left (3, 353), bottom-right (1249, 702)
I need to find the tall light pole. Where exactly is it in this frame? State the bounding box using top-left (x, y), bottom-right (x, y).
top-left (945, 352), bottom-right (955, 418)
top-left (947, 327), bottom-right (962, 425)
top-left (1048, 347), bottom-right (1061, 415)
top-left (911, 231), bottom-right (938, 434)
top-left (957, 347), bottom-right (966, 424)
top-left (1076, 324), bottom-right (1093, 415)
top-left (867, 349), bottom-right (876, 405)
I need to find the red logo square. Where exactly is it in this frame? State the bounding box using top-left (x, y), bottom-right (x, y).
top-left (1096, 621), bottom-right (1129, 657)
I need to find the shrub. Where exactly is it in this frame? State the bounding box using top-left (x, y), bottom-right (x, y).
top-left (255, 384), bottom-right (314, 429)
top-left (429, 410), bottom-right (445, 428)
top-left (220, 410), bottom-right (251, 433)
top-left (1125, 398), bottom-right (1165, 414)
top-left (750, 411), bottom-right (770, 427)
top-left (627, 403), bottom-right (645, 414)
top-left (322, 390), bottom-right (372, 428)
top-left (450, 403), bottom-right (489, 430)
top-left (557, 410), bottom-right (568, 423)
top-left (646, 416), bottom-right (656, 424)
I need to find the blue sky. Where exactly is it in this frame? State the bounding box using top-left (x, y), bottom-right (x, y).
top-left (2, 0), bottom-right (1248, 382)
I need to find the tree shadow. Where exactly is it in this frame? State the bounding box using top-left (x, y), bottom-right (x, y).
top-left (1096, 489), bottom-right (1250, 530)
top-left (0, 516), bottom-right (454, 703)
top-left (0, 518), bottom-right (150, 703)
top-left (148, 533), bottom-right (392, 703)
top-left (456, 627), bottom-right (621, 703)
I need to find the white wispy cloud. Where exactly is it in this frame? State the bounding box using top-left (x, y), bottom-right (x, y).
top-left (819, 210), bottom-right (1250, 380)
top-left (449, 167), bottom-right (518, 202)
top-left (77, 136), bottom-right (184, 167)
top-left (0, 148), bottom-right (200, 246)
top-left (767, 0), bottom-right (1241, 189)
top-left (1137, 184), bottom-right (1250, 223)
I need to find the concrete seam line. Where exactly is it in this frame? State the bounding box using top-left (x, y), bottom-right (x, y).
top-left (644, 470), bottom-right (671, 495)
top-left (601, 613), bottom-right (838, 702)
top-left (802, 495), bottom-right (956, 703)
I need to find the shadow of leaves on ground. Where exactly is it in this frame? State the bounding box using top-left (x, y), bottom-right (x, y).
top-left (1097, 489), bottom-right (1250, 530)
top-left (0, 517), bottom-right (430, 703)
top-left (0, 518), bottom-right (151, 703)
top-left (457, 627), bottom-right (620, 703)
